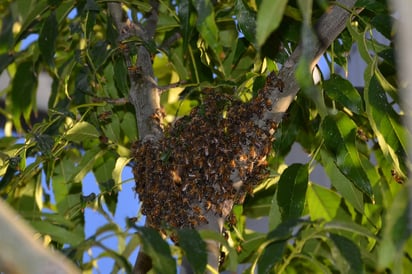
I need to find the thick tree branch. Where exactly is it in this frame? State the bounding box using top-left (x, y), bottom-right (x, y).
top-left (0, 199), bottom-right (80, 274)
top-left (108, 2), bottom-right (161, 273)
top-left (270, 0), bottom-right (359, 124)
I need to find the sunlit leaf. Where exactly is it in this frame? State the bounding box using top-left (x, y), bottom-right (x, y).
top-left (256, 0), bottom-right (287, 47)
top-left (193, 0), bottom-right (222, 56)
top-left (307, 183), bottom-right (341, 221)
top-left (65, 121), bottom-right (100, 143)
top-left (71, 146), bottom-right (106, 182)
top-left (365, 73), bottom-right (408, 177)
top-left (31, 220), bottom-right (83, 246)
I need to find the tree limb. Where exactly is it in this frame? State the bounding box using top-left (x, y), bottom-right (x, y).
top-left (0, 199), bottom-right (80, 274)
top-left (107, 2), bottom-right (162, 273)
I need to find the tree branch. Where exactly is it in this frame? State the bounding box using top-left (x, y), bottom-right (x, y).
top-left (108, 2), bottom-right (162, 273)
top-left (270, 0), bottom-right (359, 124)
top-left (0, 199), bottom-right (80, 274)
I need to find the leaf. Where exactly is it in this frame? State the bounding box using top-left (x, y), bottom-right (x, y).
top-left (243, 186), bottom-right (275, 218)
top-left (112, 157), bottom-right (131, 187)
top-left (192, 0), bottom-right (222, 56)
top-left (0, 53), bottom-right (14, 73)
top-left (378, 188), bottom-right (412, 270)
top-left (330, 234), bottom-right (364, 274)
top-left (268, 188), bottom-right (281, 231)
top-left (257, 241), bottom-right (286, 274)
top-left (323, 74), bottom-right (364, 114)
top-left (71, 146), bottom-right (106, 182)
top-left (93, 154), bottom-right (118, 214)
top-left (320, 149), bottom-right (364, 213)
top-left (136, 227), bottom-right (176, 274)
top-left (177, 229), bottom-right (207, 274)
top-left (307, 183), bottom-right (341, 221)
top-left (178, 0), bottom-right (193, 51)
top-left (365, 73), bottom-right (408, 177)
top-left (324, 220), bottom-right (377, 240)
top-left (277, 163), bottom-right (308, 221)
top-left (257, 219), bottom-right (304, 273)
top-left (14, 0), bottom-right (49, 45)
top-left (65, 121), bottom-right (100, 143)
top-left (322, 113), bottom-right (374, 199)
top-left (256, 0), bottom-right (288, 47)
top-left (235, 0), bottom-right (256, 45)
top-left (113, 58), bottom-right (129, 96)
top-left (10, 60), bottom-right (38, 131)
top-left (39, 11), bottom-right (58, 67)
top-left (31, 220), bottom-right (83, 246)
top-left (238, 231), bottom-right (266, 263)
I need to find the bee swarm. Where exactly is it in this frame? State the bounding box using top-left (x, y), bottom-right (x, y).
top-left (132, 75), bottom-right (280, 230)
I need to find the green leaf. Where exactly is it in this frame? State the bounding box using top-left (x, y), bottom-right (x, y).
top-left (39, 11), bottom-right (58, 67)
top-left (71, 146), bottom-right (106, 182)
top-left (330, 234), bottom-right (364, 274)
top-left (320, 149), bottom-right (364, 213)
top-left (52, 158), bottom-right (83, 220)
top-left (65, 121), bottom-right (100, 143)
top-left (243, 186), bottom-right (275, 218)
top-left (10, 60), bottom-right (38, 131)
top-left (378, 188), bottom-right (412, 270)
top-left (322, 113), bottom-right (374, 199)
top-left (258, 241), bottom-right (286, 274)
top-left (257, 219), bottom-right (304, 273)
top-left (307, 183), bottom-right (341, 221)
top-left (268, 188), bottom-right (281, 231)
top-left (324, 220), bottom-right (377, 240)
top-left (238, 231), bottom-right (266, 263)
top-left (14, 1), bottom-right (49, 45)
top-left (256, 0), bottom-right (288, 47)
top-left (365, 73), bottom-right (408, 177)
top-left (323, 74), bottom-right (364, 114)
top-left (112, 157), bottom-right (131, 188)
top-left (31, 220), bottom-right (83, 246)
top-left (177, 229), bottom-right (207, 274)
top-left (0, 53), bottom-right (14, 73)
top-left (277, 163), bottom-right (308, 221)
top-left (113, 58), bottom-right (129, 97)
top-left (193, 0), bottom-right (222, 56)
top-left (235, 0), bottom-right (256, 45)
top-left (136, 227), bottom-right (176, 274)
top-left (93, 154), bottom-right (118, 214)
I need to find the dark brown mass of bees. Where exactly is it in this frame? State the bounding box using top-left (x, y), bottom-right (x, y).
top-left (132, 74), bottom-right (281, 230)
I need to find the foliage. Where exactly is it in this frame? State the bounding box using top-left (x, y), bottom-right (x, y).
top-left (0, 0), bottom-right (410, 273)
